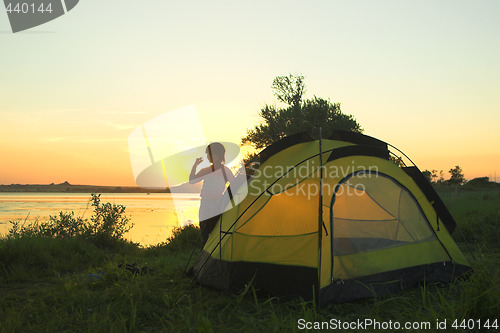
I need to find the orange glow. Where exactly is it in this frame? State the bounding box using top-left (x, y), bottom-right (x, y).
top-left (1, 1), bottom-right (499, 186)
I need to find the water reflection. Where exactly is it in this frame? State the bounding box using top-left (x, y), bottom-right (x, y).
top-left (0, 193), bottom-right (200, 246)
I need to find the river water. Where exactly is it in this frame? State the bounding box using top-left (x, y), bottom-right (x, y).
top-left (0, 193), bottom-right (200, 247)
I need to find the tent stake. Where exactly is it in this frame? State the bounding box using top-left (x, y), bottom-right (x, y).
top-left (183, 231), bottom-right (203, 276)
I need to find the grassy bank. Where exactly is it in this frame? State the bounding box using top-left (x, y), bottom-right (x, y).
top-left (0, 190), bottom-right (499, 332)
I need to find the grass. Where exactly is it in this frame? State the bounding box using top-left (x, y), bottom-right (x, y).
top-left (0, 189), bottom-right (499, 332)
top-left (437, 187), bottom-right (500, 247)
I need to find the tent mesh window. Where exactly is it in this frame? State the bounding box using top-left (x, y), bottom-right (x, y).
top-left (331, 172), bottom-right (436, 256)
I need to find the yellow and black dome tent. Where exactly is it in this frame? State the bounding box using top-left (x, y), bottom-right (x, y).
top-left (193, 131), bottom-right (471, 305)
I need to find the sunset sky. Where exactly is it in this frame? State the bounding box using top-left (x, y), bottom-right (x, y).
top-left (1, 0), bottom-right (499, 186)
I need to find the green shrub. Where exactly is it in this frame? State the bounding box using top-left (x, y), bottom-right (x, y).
top-left (146, 224), bottom-right (201, 255)
top-left (86, 194), bottom-right (134, 243)
top-left (8, 194), bottom-right (134, 247)
top-left (165, 224), bottom-right (201, 251)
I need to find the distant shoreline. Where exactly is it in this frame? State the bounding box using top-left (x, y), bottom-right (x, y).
top-left (0, 182), bottom-right (200, 193)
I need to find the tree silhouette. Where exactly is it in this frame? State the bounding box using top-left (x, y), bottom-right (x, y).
top-left (448, 165), bottom-right (466, 185)
top-left (242, 74), bottom-right (362, 151)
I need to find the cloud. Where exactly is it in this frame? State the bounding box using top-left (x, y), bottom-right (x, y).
top-left (102, 121), bottom-right (136, 131)
top-left (104, 111), bottom-right (149, 115)
top-left (43, 136), bottom-right (126, 143)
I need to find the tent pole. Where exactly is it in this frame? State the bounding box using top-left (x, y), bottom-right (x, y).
top-left (455, 220), bottom-right (477, 262)
top-left (317, 127), bottom-right (324, 307)
top-left (182, 231), bottom-right (203, 276)
top-left (194, 146), bottom-right (344, 282)
top-left (219, 213), bottom-right (223, 289)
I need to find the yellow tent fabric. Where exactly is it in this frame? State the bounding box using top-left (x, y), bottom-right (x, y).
top-left (194, 132), bottom-right (471, 304)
